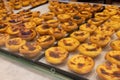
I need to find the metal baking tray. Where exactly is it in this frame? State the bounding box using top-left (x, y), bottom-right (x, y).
top-left (31, 2), bottom-right (118, 80)
top-left (0, 1), bottom-right (119, 80)
top-left (0, 2), bottom-right (90, 80)
top-left (13, 0), bottom-right (48, 13)
top-left (0, 46), bottom-right (88, 80)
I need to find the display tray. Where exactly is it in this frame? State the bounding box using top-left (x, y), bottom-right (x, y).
top-left (29, 0), bottom-right (48, 10)
top-left (0, 46), bottom-right (88, 80)
top-left (0, 2), bottom-right (119, 80)
top-left (14, 0), bottom-right (48, 13)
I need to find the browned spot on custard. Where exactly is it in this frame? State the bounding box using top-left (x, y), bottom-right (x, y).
top-left (0, 24), bottom-right (6, 29)
top-left (55, 8), bottom-right (59, 12)
top-left (100, 68), bottom-right (109, 75)
top-left (113, 55), bottom-right (120, 61)
top-left (43, 36), bottom-right (53, 42)
top-left (78, 63), bottom-right (85, 68)
top-left (2, 17), bottom-right (7, 20)
top-left (106, 62), bottom-right (112, 70)
top-left (107, 9), bottom-right (112, 12)
top-left (49, 51), bottom-right (60, 58)
top-left (87, 43), bottom-right (92, 45)
top-left (21, 46), bottom-right (24, 49)
top-left (63, 40), bottom-right (72, 46)
top-left (77, 56), bottom-right (81, 59)
top-left (83, 56), bottom-right (88, 59)
top-left (86, 23), bottom-right (91, 27)
top-left (45, 13), bottom-right (52, 16)
top-left (73, 6), bottom-right (78, 9)
top-left (91, 18), bottom-right (98, 22)
top-left (117, 65), bottom-right (120, 68)
top-left (73, 16), bottom-right (81, 20)
top-left (42, 25), bottom-right (50, 29)
top-left (26, 43), bottom-right (36, 51)
top-left (100, 37), bottom-right (106, 40)
top-left (98, 14), bottom-right (107, 17)
top-left (12, 27), bottom-right (19, 32)
top-left (69, 21), bottom-right (73, 26)
top-left (21, 29), bottom-right (32, 35)
top-left (86, 48), bottom-right (97, 51)
top-left (113, 71), bottom-right (120, 77)
top-left (70, 62), bottom-right (75, 65)
top-left (74, 32), bottom-right (84, 36)
top-left (8, 40), bottom-right (19, 45)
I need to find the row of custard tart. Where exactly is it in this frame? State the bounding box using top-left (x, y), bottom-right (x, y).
top-left (49, 1), bottom-right (104, 15)
top-left (6, 5), bottom-right (118, 36)
top-left (49, 2), bottom-right (120, 26)
top-left (44, 5), bottom-right (120, 75)
top-left (0, 33), bottom-right (57, 58)
top-left (0, 2), bottom-right (10, 20)
top-left (96, 10), bottom-right (120, 79)
top-left (45, 37), bottom-right (104, 74)
top-left (0, 9), bottom-right (88, 40)
top-left (0, 19), bottom-right (70, 41)
top-left (49, 2), bottom-right (104, 25)
top-left (97, 61), bottom-right (120, 80)
top-left (86, 8), bottom-right (120, 79)
top-left (44, 30), bottom-right (120, 75)
top-left (3, 0), bottom-right (47, 10)
top-left (3, 6), bottom-right (117, 47)
top-left (97, 43), bottom-right (120, 80)
top-left (45, 46), bottom-right (95, 74)
top-left (0, 34), bottom-right (41, 58)
top-left (44, 32), bottom-right (116, 76)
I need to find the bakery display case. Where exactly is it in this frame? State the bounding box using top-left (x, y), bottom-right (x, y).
top-left (0, 0), bottom-right (120, 80)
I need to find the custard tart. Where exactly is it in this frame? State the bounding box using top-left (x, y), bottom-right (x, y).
top-left (45, 47), bottom-right (68, 64)
top-left (58, 37), bottom-right (80, 52)
top-left (18, 28), bottom-right (37, 41)
top-left (6, 37), bottom-right (26, 52)
top-left (96, 62), bottom-right (120, 80)
top-left (37, 35), bottom-right (55, 48)
top-left (68, 54), bottom-right (94, 74)
top-left (70, 30), bottom-right (90, 42)
top-left (105, 51), bottom-right (120, 66)
top-left (19, 42), bottom-right (42, 58)
top-left (78, 43), bottom-right (102, 58)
